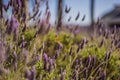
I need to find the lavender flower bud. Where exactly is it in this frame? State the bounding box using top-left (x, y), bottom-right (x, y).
top-left (65, 5), bottom-right (71, 13)
top-left (104, 50), bottom-right (112, 61)
top-left (13, 51), bottom-right (18, 71)
top-left (85, 55), bottom-right (91, 68)
top-left (96, 67), bottom-right (102, 76)
top-left (116, 42), bottom-right (120, 49)
top-left (91, 55), bottom-right (96, 67)
top-left (0, 43), bottom-right (5, 63)
top-left (81, 14), bottom-right (86, 21)
top-left (98, 71), bottom-right (106, 80)
top-left (55, 50), bottom-right (60, 59)
top-left (83, 68), bottom-right (88, 78)
top-left (75, 12), bottom-right (80, 21)
top-left (72, 70), bottom-right (78, 80)
top-left (60, 70), bottom-right (66, 80)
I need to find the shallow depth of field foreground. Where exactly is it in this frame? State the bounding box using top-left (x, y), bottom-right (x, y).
top-left (0, 0), bottom-right (120, 80)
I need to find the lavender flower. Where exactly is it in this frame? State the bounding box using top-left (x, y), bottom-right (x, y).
top-left (25, 68), bottom-right (31, 79)
top-left (58, 42), bottom-right (63, 50)
top-left (75, 12), bottom-right (80, 21)
top-left (0, 43), bottom-right (5, 63)
top-left (48, 58), bottom-right (54, 72)
top-left (81, 14), bottom-right (86, 21)
top-left (18, 0), bottom-right (22, 8)
top-left (43, 53), bottom-right (49, 71)
top-left (91, 55), bottom-right (96, 67)
top-left (65, 5), bottom-right (71, 13)
top-left (13, 51), bottom-right (18, 71)
top-left (72, 70), bottom-right (79, 80)
top-left (104, 50), bottom-right (112, 61)
top-left (55, 50), bottom-right (60, 59)
top-left (85, 55), bottom-right (91, 68)
top-left (68, 16), bottom-right (71, 22)
top-left (30, 66), bottom-right (36, 80)
top-left (98, 71), bottom-right (106, 80)
top-left (83, 68), bottom-right (88, 78)
top-left (43, 53), bottom-right (48, 62)
top-left (60, 70), bottom-right (66, 80)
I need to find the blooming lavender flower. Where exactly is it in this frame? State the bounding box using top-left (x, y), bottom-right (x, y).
top-left (43, 53), bottom-right (48, 62)
top-left (25, 68), bottom-right (31, 79)
top-left (43, 53), bottom-right (49, 71)
top-left (48, 58), bottom-right (54, 72)
top-left (30, 66), bottom-right (36, 80)
top-left (17, 0), bottom-right (22, 8)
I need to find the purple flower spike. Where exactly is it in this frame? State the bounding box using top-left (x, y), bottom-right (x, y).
top-left (55, 50), bottom-right (60, 59)
top-left (18, 0), bottom-right (22, 8)
top-left (85, 55), bottom-right (91, 68)
top-left (25, 68), bottom-right (31, 79)
top-left (31, 66), bottom-right (36, 80)
top-left (58, 42), bottom-right (63, 50)
top-left (43, 53), bottom-right (48, 61)
top-left (75, 59), bottom-right (79, 65)
top-left (13, 51), bottom-right (17, 62)
top-left (104, 50), bottom-right (112, 61)
top-left (92, 55), bottom-right (96, 67)
top-left (49, 58), bottom-right (54, 65)
top-left (98, 71), bottom-right (106, 80)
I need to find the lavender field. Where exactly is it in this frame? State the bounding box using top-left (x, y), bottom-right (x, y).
top-left (0, 0), bottom-right (120, 80)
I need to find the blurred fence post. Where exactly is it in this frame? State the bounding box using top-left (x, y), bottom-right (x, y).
top-left (90, 0), bottom-right (95, 33)
top-left (57, 0), bottom-right (63, 30)
top-left (23, 0), bottom-right (29, 28)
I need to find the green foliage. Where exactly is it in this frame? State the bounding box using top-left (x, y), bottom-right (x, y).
top-left (23, 29), bottom-right (35, 42)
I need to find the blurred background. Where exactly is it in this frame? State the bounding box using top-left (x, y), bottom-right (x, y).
top-left (1, 0), bottom-right (120, 27)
